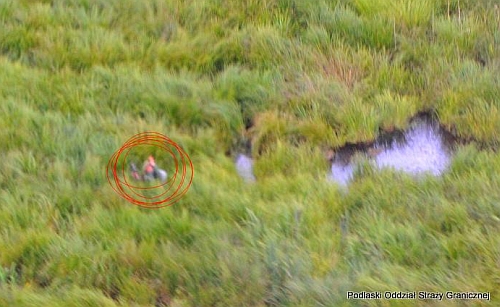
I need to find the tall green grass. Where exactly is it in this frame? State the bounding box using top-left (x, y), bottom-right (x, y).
top-left (1, 0), bottom-right (500, 306)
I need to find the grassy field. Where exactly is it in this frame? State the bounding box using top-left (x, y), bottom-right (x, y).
top-left (1, 0), bottom-right (500, 306)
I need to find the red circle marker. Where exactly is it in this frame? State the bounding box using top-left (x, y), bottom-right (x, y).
top-left (106, 132), bottom-right (194, 209)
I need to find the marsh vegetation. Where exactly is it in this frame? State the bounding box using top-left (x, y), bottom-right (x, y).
top-left (1, 0), bottom-right (500, 306)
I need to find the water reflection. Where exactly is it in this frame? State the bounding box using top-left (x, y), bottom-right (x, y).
top-left (329, 162), bottom-right (355, 186)
top-left (234, 116), bottom-right (457, 185)
top-left (330, 116), bottom-right (456, 186)
top-left (235, 154), bottom-right (256, 182)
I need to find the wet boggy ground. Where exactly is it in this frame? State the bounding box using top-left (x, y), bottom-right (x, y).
top-left (329, 115), bottom-right (458, 186)
top-left (235, 114), bottom-right (460, 186)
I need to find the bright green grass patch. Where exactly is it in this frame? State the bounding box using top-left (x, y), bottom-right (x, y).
top-left (374, 91), bottom-right (418, 130)
top-left (351, 0), bottom-right (436, 28)
top-left (214, 65), bottom-right (281, 127)
top-left (254, 141), bottom-right (327, 178)
top-left (433, 14), bottom-right (482, 54)
top-left (328, 6), bottom-right (395, 50)
top-left (34, 26), bottom-right (130, 71)
top-left (335, 98), bottom-right (380, 143)
top-left (437, 60), bottom-right (500, 144)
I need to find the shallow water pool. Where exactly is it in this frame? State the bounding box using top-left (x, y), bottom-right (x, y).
top-left (234, 116), bottom-right (457, 186)
top-left (235, 154), bottom-right (256, 182)
top-left (330, 116), bottom-right (456, 186)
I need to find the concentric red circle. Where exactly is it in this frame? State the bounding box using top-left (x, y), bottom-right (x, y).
top-left (106, 132), bottom-right (194, 209)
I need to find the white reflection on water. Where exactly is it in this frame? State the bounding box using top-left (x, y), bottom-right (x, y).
top-left (374, 120), bottom-right (451, 176)
top-left (235, 154), bottom-right (256, 182)
top-left (330, 119), bottom-right (453, 186)
top-left (329, 163), bottom-right (355, 187)
top-left (234, 119), bottom-right (454, 186)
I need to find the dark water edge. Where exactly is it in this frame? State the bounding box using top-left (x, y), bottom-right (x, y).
top-left (329, 113), bottom-right (458, 186)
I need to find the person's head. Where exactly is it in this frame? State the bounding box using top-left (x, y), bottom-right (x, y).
top-left (148, 155), bottom-right (156, 166)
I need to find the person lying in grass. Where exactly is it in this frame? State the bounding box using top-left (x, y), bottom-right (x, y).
top-left (130, 156), bottom-right (167, 182)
